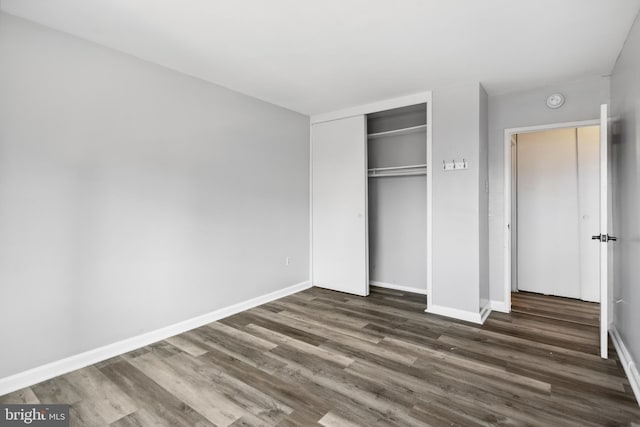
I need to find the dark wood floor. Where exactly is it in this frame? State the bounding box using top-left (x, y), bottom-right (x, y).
top-left (2, 287), bottom-right (639, 426)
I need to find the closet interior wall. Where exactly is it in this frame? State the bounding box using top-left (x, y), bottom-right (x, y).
top-left (367, 103), bottom-right (427, 293)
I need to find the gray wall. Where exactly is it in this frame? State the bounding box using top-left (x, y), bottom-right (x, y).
top-left (431, 81), bottom-right (484, 314)
top-left (488, 75), bottom-right (610, 305)
top-left (610, 12), bottom-right (640, 374)
top-left (0, 13), bottom-right (310, 379)
top-left (368, 176), bottom-right (426, 289)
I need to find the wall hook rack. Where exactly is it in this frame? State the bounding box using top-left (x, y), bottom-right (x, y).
top-left (443, 158), bottom-right (468, 171)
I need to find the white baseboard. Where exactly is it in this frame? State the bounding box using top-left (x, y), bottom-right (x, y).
top-left (0, 280), bottom-right (311, 397)
top-left (370, 281), bottom-right (427, 295)
top-left (610, 325), bottom-right (640, 405)
top-left (490, 299), bottom-right (510, 313)
top-left (479, 302), bottom-right (492, 323)
top-left (425, 304), bottom-right (486, 324)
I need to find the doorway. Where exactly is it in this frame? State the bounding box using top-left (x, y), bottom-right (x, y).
top-left (503, 110), bottom-right (611, 359)
top-left (512, 126), bottom-right (600, 302)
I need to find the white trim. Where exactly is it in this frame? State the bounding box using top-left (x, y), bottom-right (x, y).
top-left (502, 118), bottom-right (600, 315)
top-left (364, 115), bottom-right (371, 297)
top-left (310, 92), bottom-right (431, 124)
top-left (0, 281), bottom-right (311, 397)
top-left (425, 305), bottom-right (486, 324)
top-left (426, 94), bottom-right (433, 312)
top-left (610, 326), bottom-right (640, 405)
top-left (503, 132), bottom-right (512, 312)
top-left (490, 299), bottom-right (510, 313)
top-left (479, 302), bottom-right (492, 323)
top-left (370, 281), bottom-right (427, 295)
top-left (504, 119), bottom-right (600, 136)
top-left (309, 124), bottom-right (314, 289)
top-left (599, 104), bottom-right (609, 359)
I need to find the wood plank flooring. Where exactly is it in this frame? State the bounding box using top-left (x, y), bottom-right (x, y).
top-left (2, 287), bottom-right (639, 426)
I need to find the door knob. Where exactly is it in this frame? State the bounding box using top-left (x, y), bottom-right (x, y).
top-left (591, 234), bottom-right (618, 242)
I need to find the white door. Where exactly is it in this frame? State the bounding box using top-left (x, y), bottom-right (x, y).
top-left (311, 116), bottom-right (368, 296)
top-left (595, 104), bottom-right (612, 359)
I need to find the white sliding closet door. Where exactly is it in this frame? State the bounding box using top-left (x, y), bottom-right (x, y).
top-left (311, 116), bottom-right (368, 296)
top-left (517, 128), bottom-right (581, 299)
top-left (517, 127), bottom-right (600, 301)
top-left (577, 126), bottom-right (600, 302)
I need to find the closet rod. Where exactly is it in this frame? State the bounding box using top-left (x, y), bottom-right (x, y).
top-left (368, 164), bottom-right (427, 172)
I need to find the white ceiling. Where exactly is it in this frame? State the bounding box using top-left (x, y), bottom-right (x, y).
top-left (2, 0), bottom-right (639, 115)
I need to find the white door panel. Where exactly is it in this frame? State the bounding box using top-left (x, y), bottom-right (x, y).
top-left (311, 116), bottom-right (368, 296)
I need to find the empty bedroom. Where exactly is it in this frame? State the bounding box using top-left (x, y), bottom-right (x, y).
top-left (1, 1), bottom-right (640, 425)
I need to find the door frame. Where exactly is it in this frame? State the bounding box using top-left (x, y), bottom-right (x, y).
top-left (310, 91), bottom-right (433, 303)
top-left (502, 118), bottom-right (600, 313)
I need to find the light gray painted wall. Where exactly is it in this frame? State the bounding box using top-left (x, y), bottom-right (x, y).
top-left (0, 13), bottom-right (310, 379)
top-left (610, 12), bottom-right (640, 376)
top-left (368, 132), bottom-right (426, 169)
top-left (368, 176), bottom-right (426, 289)
top-left (432, 81), bottom-right (482, 313)
top-left (488, 75), bottom-right (610, 305)
top-left (479, 86), bottom-right (490, 309)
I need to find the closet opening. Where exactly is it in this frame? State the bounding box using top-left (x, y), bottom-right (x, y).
top-left (367, 103), bottom-right (428, 296)
top-left (310, 92), bottom-right (432, 302)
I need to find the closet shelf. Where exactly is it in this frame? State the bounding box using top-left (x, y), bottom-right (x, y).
top-left (368, 164), bottom-right (426, 171)
top-left (367, 124), bottom-right (427, 139)
top-left (368, 171), bottom-right (426, 178)
top-left (368, 164), bottom-right (427, 178)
